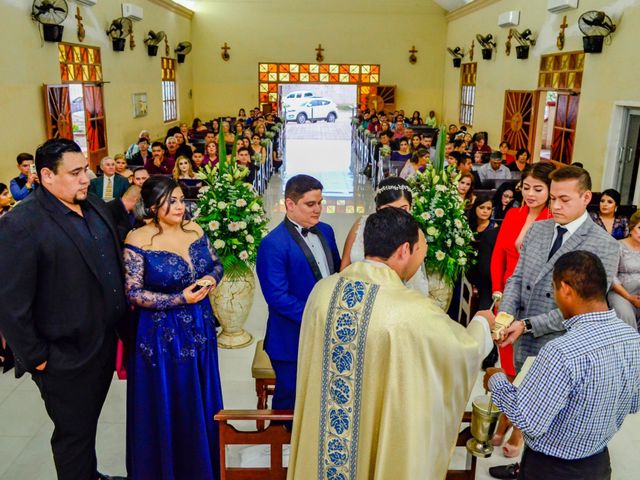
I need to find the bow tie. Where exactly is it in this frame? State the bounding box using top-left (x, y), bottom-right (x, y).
top-left (301, 226), bottom-right (319, 237)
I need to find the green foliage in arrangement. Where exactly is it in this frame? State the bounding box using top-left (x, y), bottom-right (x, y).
top-left (194, 158), bottom-right (269, 277)
top-left (409, 166), bottom-right (476, 284)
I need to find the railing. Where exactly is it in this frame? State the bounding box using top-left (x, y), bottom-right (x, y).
top-left (351, 120), bottom-right (441, 187)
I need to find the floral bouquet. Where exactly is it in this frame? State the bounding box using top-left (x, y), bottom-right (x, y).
top-left (265, 131), bottom-right (276, 140)
top-left (379, 145), bottom-right (391, 157)
top-left (409, 166), bottom-right (475, 284)
top-left (260, 138), bottom-right (271, 148)
top-left (195, 163), bottom-right (269, 277)
top-left (251, 153), bottom-right (262, 165)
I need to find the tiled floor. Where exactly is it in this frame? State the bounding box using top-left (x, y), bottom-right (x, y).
top-left (1, 130), bottom-right (639, 479)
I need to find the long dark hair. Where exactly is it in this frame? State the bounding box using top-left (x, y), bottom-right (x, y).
top-left (601, 188), bottom-right (621, 207)
top-left (521, 162), bottom-right (554, 201)
top-left (141, 176), bottom-right (194, 247)
top-left (467, 194), bottom-right (493, 233)
top-left (374, 177), bottom-right (412, 209)
top-left (492, 181), bottom-right (516, 219)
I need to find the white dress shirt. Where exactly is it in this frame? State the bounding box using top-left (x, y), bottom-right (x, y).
top-left (288, 217), bottom-right (331, 278)
top-left (551, 210), bottom-right (589, 247)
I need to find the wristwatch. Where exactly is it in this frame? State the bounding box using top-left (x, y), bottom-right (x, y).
top-left (522, 318), bottom-right (533, 334)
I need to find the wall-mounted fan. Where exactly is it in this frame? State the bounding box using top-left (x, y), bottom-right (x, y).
top-left (32, 0), bottom-right (68, 43)
top-left (106, 17), bottom-right (133, 52)
top-left (476, 34), bottom-right (497, 60)
top-left (579, 11), bottom-right (616, 53)
top-left (144, 30), bottom-right (166, 57)
top-left (447, 47), bottom-right (465, 68)
top-left (511, 29), bottom-right (536, 59)
top-left (175, 41), bottom-right (192, 63)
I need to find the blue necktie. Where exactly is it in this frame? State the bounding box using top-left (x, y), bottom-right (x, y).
top-left (548, 226), bottom-right (568, 261)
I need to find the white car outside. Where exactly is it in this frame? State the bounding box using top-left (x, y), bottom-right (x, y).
top-left (285, 98), bottom-right (338, 124)
top-left (282, 90), bottom-right (315, 109)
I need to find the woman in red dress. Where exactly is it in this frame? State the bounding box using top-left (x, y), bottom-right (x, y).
top-left (489, 162), bottom-right (555, 457)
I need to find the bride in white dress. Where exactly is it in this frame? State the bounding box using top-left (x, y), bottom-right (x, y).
top-left (341, 177), bottom-right (429, 295)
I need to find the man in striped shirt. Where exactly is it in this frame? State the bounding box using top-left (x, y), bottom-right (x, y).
top-left (485, 251), bottom-right (640, 480)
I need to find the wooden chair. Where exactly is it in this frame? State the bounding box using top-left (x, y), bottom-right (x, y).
top-left (214, 410), bottom-right (477, 480)
top-left (215, 410), bottom-right (292, 480)
top-left (458, 275), bottom-right (479, 327)
top-left (251, 340), bottom-right (276, 430)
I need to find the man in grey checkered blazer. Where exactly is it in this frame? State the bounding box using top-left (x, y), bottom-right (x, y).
top-left (499, 166), bottom-right (620, 370)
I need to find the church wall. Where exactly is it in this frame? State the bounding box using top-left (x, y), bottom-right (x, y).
top-left (442, 0), bottom-right (640, 188)
top-left (190, 0), bottom-right (447, 120)
top-left (0, 0), bottom-right (193, 184)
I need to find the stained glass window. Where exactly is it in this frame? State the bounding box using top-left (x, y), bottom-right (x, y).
top-left (258, 62), bottom-right (380, 111)
top-left (162, 57), bottom-right (177, 122)
top-left (538, 52), bottom-right (584, 91)
top-left (460, 63), bottom-right (477, 126)
top-left (58, 43), bottom-right (102, 83)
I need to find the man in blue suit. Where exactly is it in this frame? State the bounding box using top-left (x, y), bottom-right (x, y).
top-left (257, 174), bottom-right (341, 412)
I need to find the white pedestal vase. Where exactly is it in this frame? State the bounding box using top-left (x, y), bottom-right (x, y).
top-left (426, 270), bottom-right (454, 312)
top-left (209, 268), bottom-right (255, 349)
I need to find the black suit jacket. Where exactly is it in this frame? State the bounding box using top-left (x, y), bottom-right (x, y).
top-left (105, 198), bottom-right (134, 246)
top-left (0, 188), bottom-right (126, 377)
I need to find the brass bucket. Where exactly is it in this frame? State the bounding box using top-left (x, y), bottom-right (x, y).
top-left (466, 395), bottom-right (502, 458)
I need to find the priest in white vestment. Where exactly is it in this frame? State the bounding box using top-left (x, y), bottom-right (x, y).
top-left (287, 208), bottom-right (494, 480)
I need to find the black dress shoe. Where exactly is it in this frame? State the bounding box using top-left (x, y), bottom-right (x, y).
top-left (97, 473), bottom-right (128, 480)
top-left (489, 462), bottom-right (519, 479)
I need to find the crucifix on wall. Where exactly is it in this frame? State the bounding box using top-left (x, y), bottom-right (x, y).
top-left (557, 15), bottom-right (568, 50)
top-left (75, 7), bottom-right (85, 42)
top-left (221, 42), bottom-right (231, 61)
top-left (316, 43), bottom-right (324, 62)
top-left (409, 46), bottom-right (418, 64)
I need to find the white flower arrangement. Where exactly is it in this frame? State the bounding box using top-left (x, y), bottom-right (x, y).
top-left (409, 165), bottom-right (476, 284)
top-left (195, 163), bottom-right (269, 276)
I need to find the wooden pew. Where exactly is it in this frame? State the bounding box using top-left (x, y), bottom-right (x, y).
top-left (214, 410), bottom-right (477, 480)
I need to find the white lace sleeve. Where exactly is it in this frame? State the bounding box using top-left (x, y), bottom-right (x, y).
top-left (349, 215), bottom-right (368, 264)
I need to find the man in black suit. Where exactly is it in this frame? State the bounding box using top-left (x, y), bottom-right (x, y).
top-left (105, 184), bottom-right (142, 245)
top-left (0, 139), bottom-right (126, 480)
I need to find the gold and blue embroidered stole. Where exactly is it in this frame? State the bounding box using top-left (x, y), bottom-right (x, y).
top-left (317, 278), bottom-right (379, 480)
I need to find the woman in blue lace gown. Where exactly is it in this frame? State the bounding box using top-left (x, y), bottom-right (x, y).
top-left (124, 176), bottom-right (224, 480)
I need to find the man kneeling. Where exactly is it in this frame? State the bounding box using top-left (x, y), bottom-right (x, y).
top-left (486, 251), bottom-right (640, 480)
top-left (287, 208), bottom-right (494, 480)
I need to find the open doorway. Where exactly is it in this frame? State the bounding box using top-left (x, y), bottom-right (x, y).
top-left (278, 84), bottom-right (357, 196)
top-left (44, 83), bottom-right (108, 171)
top-left (536, 90), bottom-right (579, 164)
top-left (614, 109), bottom-right (640, 204)
top-left (540, 92), bottom-right (557, 160)
top-left (69, 84), bottom-right (88, 154)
